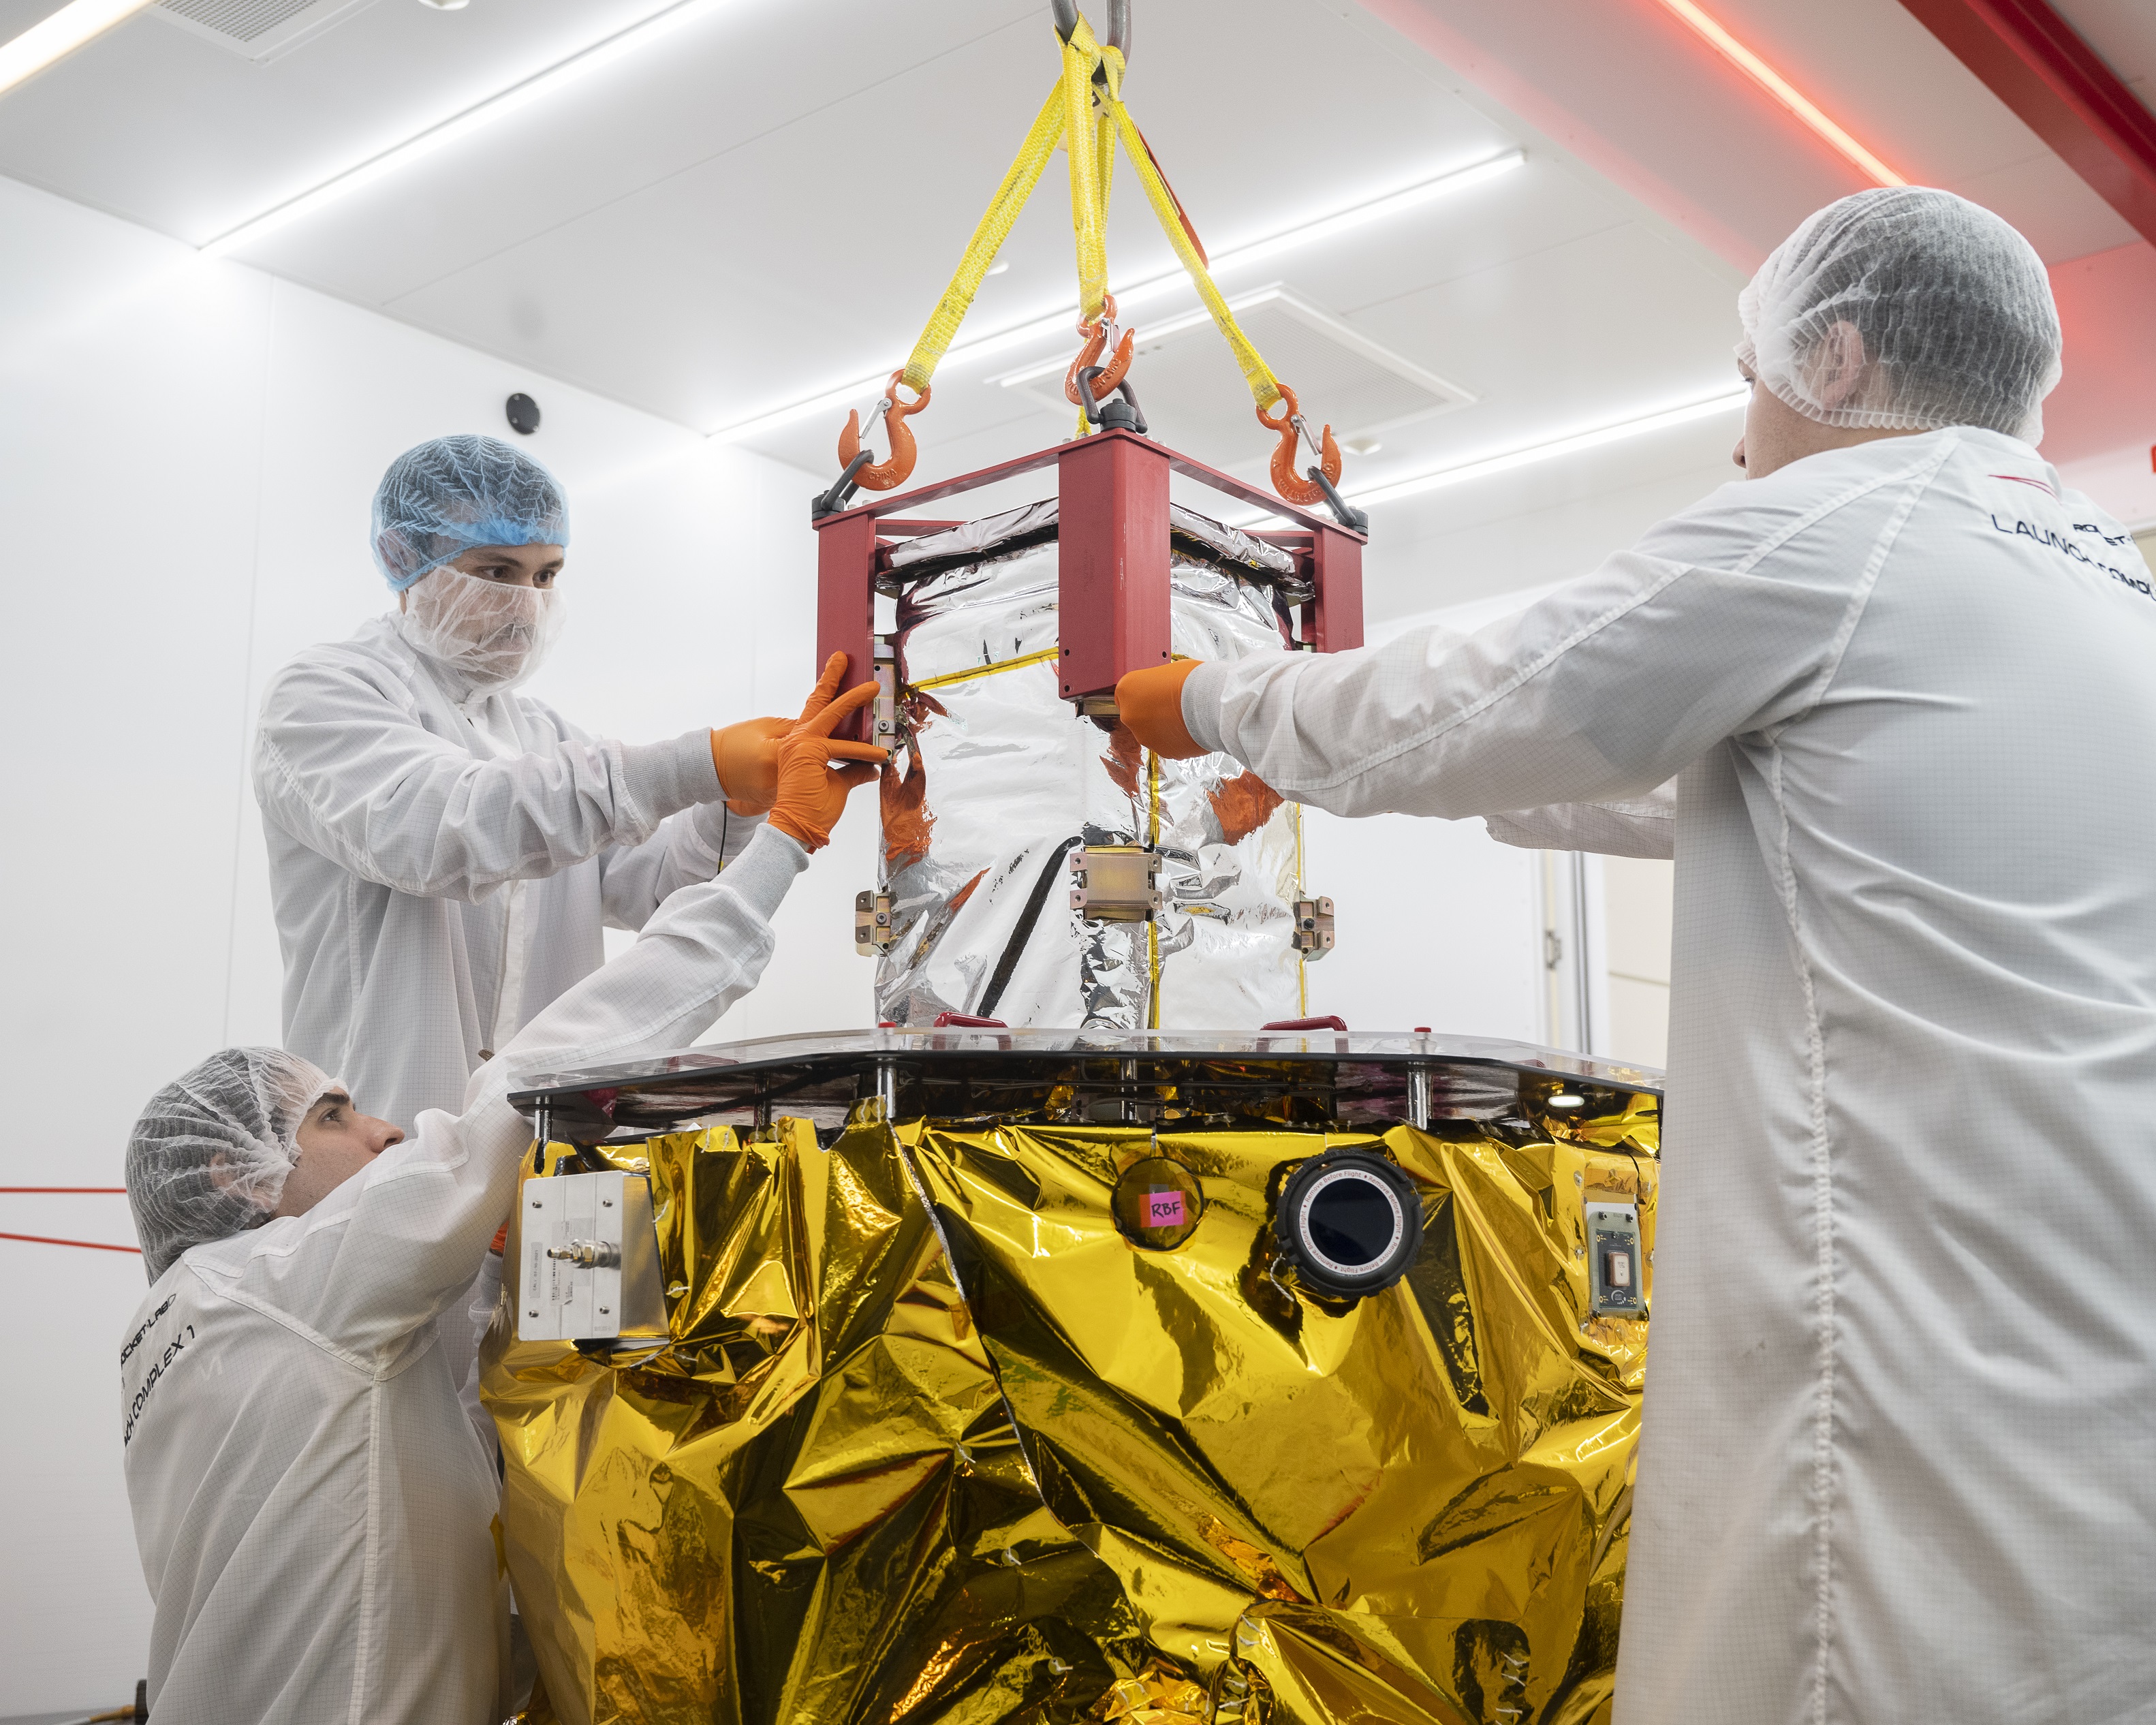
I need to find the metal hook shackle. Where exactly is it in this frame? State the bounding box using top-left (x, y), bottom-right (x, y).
top-left (1050, 0), bottom-right (1129, 55)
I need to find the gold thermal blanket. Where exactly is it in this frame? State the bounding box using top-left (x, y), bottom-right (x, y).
top-left (488, 1103), bottom-right (1656, 1725)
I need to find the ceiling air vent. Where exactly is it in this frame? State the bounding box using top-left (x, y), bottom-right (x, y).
top-left (999, 285), bottom-right (1474, 475)
top-left (155, 0), bottom-right (380, 61)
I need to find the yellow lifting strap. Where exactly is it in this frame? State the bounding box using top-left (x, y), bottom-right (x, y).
top-left (896, 8), bottom-right (1283, 412)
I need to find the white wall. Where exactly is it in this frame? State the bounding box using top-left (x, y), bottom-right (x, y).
top-left (1604, 855), bottom-right (1674, 1066)
top-left (0, 175), bottom-right (837, 1713)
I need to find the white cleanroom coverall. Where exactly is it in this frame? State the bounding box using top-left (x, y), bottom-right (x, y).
top-left (1180, 428), bottom-right (2156, 1725)
top-left (255, 614), bottom-right (757, 1138)
top-left (119, 824), bottom-right (807, 1725)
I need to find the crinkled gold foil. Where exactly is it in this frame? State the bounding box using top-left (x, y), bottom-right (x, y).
top-left (490, 1098), bottom-right (1655, 1724)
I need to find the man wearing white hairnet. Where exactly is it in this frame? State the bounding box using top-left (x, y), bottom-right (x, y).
top-left (1120, 189), bottom-right (2156, 1722)
top-left (119, 679), bottom-right (880, 1725)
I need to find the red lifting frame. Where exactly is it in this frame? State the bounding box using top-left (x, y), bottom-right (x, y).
top-left (813, 428), bottom-right (1365, 736)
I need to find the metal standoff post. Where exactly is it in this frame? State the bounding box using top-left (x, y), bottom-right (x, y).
top-left (1405, 1064), bottom-right (1432, 1130)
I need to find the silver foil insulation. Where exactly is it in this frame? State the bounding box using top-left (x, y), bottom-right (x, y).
top-left (875, 499), bottom-right (1313, 1031)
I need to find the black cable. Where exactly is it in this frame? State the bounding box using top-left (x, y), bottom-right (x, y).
top-left (978, 836), bottom-right (1082, 1020)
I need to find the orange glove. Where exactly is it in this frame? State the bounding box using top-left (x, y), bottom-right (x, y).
top-left (710, 716), bottom-right (790, 814)
top-left (710, 655), bottom-right (872, 814)
top-left (1114, 659), bottom-right (1207, 759)
top-left (766, 655), bottom-right (886, 852)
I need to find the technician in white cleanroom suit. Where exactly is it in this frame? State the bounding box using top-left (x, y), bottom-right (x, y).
top-left (255, 435), bottom-right (812, 1138)
top-left (1121, 188), bottom-right (2156, 1724)
top-left (118, 674), bottom-right (881, 1725)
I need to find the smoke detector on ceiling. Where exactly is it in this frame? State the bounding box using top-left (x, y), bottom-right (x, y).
top-left (154, 0), bottom-right (382, 61)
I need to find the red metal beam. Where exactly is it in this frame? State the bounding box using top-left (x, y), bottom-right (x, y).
top-left (815, 429), bottom-right (1370, 728)
top-left (818, 429), bottom-right (1364, 543)
top-left (1897, 0), bottom-right (2156, 246)
top-left (1056, 433), bottom-right (1173, 702)
top-left (813, 509), bottom-right (879, 741)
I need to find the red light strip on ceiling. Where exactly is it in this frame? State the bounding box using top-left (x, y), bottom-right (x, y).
top-left (1653, 0), bottom-right (1907, 186)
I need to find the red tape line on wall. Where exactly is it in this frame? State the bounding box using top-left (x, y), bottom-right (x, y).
top-left (0, 1230), bottom-right (141, 1254)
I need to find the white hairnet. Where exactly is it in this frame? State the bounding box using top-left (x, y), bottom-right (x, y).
top-left (396, 563), bottom-right (566, 695)
top-left (1737, 188), bottom-right (2061, 444)
top-left (372, 435), bottom-right (569, 593)
top-left (125, 1047), bottom-right (339, 1281)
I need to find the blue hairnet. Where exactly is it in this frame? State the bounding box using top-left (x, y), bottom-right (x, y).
top-left (371, 434), bottom-right (570, 591)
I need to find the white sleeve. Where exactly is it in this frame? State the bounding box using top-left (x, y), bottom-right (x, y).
top-left (597, 804), bottom-right (767, 932)
top-left (1483, 780), bottom-right (1677, 858)
top-left (253, 653), bottom-right (721, 901)
top-left (230, 824), bottom-right (808, 1358)
top-left (1178, 465), bottom-right (1926, 820)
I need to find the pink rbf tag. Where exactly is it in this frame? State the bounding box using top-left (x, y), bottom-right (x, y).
top-left (1145, 1190), bottom-right (1186, 1228)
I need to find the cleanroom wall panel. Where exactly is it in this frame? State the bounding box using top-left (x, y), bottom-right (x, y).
top-left (0, 177), bottom-right (272, 1718)
top-left (0, 174), bottom-right (825, 1713)
top-left (1302, 809), bottom-right (1543, 1041)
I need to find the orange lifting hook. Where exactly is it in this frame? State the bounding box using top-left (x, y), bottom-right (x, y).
top-left (838, 371), bottom-right (932, 492)
top-left (1065, 292), bottom-right (1136, 407)
top-left (1258, 384), bottom-right (1341, 508)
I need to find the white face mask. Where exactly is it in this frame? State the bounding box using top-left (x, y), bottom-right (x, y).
top-left (397, 564), bottom-right (565, 694)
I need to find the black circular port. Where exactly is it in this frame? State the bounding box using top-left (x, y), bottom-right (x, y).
top-left (505, 392), bottom-right (542, 435)
top-left (1275, 1149), bottom-right (1422, 1298)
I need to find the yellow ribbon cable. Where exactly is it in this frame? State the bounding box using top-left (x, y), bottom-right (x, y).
top-left (907, 646), bottom-right (1061, 693)
top-left (899, 80), bottom-right (1067, 394)
top-left (1147, 745), bottom-right (1163, 1031)
top-left (1294, 801), bottom-right (1309, 1015)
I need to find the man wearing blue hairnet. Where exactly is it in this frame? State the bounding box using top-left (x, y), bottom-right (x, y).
top-left (253, 435), bottom-right (847, 1428)
top-left (255, 435), bottom-right (815, 1139)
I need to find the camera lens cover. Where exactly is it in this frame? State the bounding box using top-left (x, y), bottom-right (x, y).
top-left (1275, 1149), bottom-right (1422, 1297)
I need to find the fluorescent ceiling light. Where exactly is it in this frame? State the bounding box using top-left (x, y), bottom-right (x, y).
top-left (710, 149), bottom-right (1525, 443)
top-left (1343, 390), bottom-right (1748, 510)
top-left (0, 0), bottom-right (155, 99)
top-left (1217, 390), bottom-right (1747, 528)
top-left (204, 0), bottom-right (743, 255)
top-left (1652, 0), bottom-right (1904, 186)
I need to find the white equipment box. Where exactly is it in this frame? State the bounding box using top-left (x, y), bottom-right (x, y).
top-left (516, 1168), bottom-right (668, 1343)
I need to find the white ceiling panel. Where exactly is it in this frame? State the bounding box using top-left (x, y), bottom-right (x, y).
top-left (228, 1), bottom-right (1047, 296)
top-left (1704, 0), bottom-right (2138, 260)
top-left (354, 0), bottom-right (1542, 448)
top-left (0, 0), bottom-right (689, 237)
top-left (2052, 0), bottom-right (2156, 91)
top-left (1, 0), bottom-right (2143, 586)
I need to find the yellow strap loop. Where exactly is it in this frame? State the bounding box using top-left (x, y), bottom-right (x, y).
top-left (1061, 15), bottom-right (1110, 326)
top-left (896, 7), bottom-right (1285, 421)
top-left (1106, 99), bottom-right (1281, 409)
top-left (900, 79), bottom-right (1066, 394)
